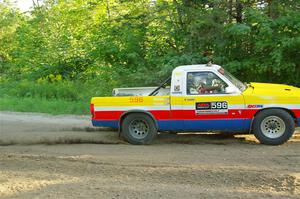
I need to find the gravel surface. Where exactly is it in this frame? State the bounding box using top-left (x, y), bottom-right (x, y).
top-left (0, 111), bottom-right (299, 199)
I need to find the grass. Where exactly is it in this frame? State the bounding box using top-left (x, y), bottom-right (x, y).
top-left (0, 79), bottom-right (114, 115)
top-left (0, 96), bottom-right (89, 115)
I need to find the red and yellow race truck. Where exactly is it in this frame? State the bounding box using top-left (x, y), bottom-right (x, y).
top-left (90, 64), bottom-right (300, 145)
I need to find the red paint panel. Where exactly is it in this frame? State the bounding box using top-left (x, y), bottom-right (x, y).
top-left (242, 109), bottom-right (300, 119)
top-left (94, 111), bottom-right (124, 120)
top-left (94, 109), bottom-right (254, 121)
top-left (94, 110), bottom-right (171, 120)
top-left (292, 109), bottom-right (300, 117)
top-left (149, 110), bottom-right (171, 120)
top-left (170, 109), bottom-right (254, 120)
top-left (242, 109), bottom-right (259, 119)
top-left (94, 109), bottom-right (300, 121)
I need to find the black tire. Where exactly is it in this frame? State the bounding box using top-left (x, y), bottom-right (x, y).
top-left (252, 109), bottom-right (295, 145)
top-left (121, 113), bottom-right (157, 145)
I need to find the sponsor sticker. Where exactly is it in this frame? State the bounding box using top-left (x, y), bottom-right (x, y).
top-left (174, 85), bottom-right (181, 91)
top-left (195, 101), bottom-right (228, 115)
top-left (247, 104), bottom-right (263, 109)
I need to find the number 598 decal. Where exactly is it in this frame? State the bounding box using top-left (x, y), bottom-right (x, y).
top-left (195, 101), bottom-right (228, 115)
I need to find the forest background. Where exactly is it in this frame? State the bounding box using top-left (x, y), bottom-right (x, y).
top-left (1, 0), bottom-right (299, 114)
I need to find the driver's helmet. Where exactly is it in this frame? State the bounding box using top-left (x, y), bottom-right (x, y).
top-left (207, 73), bottom-right (214, 79)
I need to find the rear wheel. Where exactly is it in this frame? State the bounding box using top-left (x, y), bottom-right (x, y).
top-left (252, 109), bottom-right (295, 145)
top-left (121, 113), bottom-right (157, 145)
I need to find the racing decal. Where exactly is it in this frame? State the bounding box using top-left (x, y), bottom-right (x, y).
top-left (153, 97), bottom-right (170, 105)
top-left (184, 98), bottom-right (195, 101)
top-left (129, 97), bottom-right (143, 103)
top-left (247, 104), bottom-right (263, 109)
top-left (171, 91), bottom-right (182, 95)
top-left (174, 85), bottom-right (181, 91)
top-left (195, 101), bottom-right (228, 115)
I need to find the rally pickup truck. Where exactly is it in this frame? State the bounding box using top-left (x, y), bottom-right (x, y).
top-left (90, 64), bottom-right (300, 145)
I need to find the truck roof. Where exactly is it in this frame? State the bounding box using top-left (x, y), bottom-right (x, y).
top-left (174, 64), bottom-right (221, 72)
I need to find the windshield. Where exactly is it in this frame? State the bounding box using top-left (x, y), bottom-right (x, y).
top-left (219, 68), bottom-right (246, 92)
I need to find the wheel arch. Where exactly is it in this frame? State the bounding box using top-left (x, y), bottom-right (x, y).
top-left (119, 110), bottom-right (158, 132)
top-left (250, 107), bottom-right (297, 132)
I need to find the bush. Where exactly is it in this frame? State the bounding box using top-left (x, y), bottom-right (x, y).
top-left (0, 79), bottom-right (114, 102)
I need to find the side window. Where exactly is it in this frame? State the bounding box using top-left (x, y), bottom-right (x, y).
top-left (187, 72), bottom-right (228, 95)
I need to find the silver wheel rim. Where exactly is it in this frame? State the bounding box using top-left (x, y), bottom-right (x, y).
top-left (129, 119), bottom-right (149, 139)
top-left (260, 116), bottom-right (286, 139)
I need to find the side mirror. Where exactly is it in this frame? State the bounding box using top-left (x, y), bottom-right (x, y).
top-left (225, 86), bottom-right (238, 94)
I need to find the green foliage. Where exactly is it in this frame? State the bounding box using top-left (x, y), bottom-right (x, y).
top-left (217, 7), bottom-right (300, 85)
top-left (0, 79), bottom-right (113, 101)
top-left (0, 78), bottom-right (113, 114)
top-left (0, 0), bottom-right (300, 114)
top-left (0, 96), bottom-right (89, 115)
top-left (2, 0), bottom-right (299, 86)
top-left (0, 2), bottom-right (23, 74)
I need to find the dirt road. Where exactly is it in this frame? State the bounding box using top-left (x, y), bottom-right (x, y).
top-left (0, 112), bottom-right (299, 199)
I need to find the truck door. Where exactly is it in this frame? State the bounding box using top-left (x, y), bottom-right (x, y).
top-left (161, 70), bottom-right (185, 131)
top-left (182, 71), bottom-right (247, 132)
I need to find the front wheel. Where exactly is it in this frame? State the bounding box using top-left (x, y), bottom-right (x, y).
top-left (252, 109), bottom-right (295, 145)
top-left (121, 113), bottom-right (157, 145)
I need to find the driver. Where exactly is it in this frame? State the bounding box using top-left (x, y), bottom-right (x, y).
top-left (197, 73), bottom-right (225, 94)
top-left (188, 73), bottom-right (225, 94)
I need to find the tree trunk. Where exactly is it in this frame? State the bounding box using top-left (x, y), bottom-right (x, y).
top-left (236, 0), bottom-right (243, 23)
top-left (228, 0), bottom-right (233, 23)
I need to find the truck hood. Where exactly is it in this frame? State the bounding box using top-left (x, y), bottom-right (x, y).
top-left (247, 82), bottom-right (300, 96)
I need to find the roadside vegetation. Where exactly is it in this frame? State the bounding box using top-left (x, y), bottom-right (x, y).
top-left (0, 0), bottom-right (299, 114)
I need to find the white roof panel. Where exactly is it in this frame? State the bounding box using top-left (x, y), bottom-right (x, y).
top-left (174, 64), bottom-right (222, 71)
